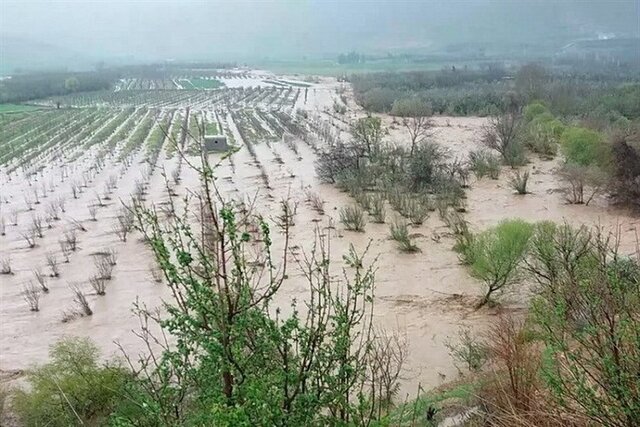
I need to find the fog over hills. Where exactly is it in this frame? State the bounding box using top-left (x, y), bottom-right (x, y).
top-left (1, 0), bottom-right (639, 72)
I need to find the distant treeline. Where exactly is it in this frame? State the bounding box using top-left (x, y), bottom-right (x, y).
top-left (0, 70), bottom-right (119, 104)
top-left (0, 62), bottom-right (238, 104)
top-left (351, 67), bottom-right (509, 116)
top-left (351, 64), bottom-right (640, 121)
top-left (118, 62), bottom-right (237, 79)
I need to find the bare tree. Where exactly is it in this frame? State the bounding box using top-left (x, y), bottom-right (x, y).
top-left (94, 256), bottom-right (114, 280)
top-left (71, 284), bottom-right (92, 316)
top-left (33, 268), bottom-right (49, 292)
top-left (24, 195), bottom-right (33, 211)
top-left (23, 283), bottom-right (41, 312)
top-left (22, 230), bottom-right (36, 248)
top-left (59, 241), bottom-right (72, 263)
top-left (57, 196), bottom-right (67, 213)
top-left (63, 229), bottom-right (78, 251)
top-left (9, 209), bottom-right (18, 226)
top-left (71, 182), bottom-right (80, 199)
top-left (149, 264), bottom-right (163, 283)
top-left (47, 202), bottom-right (60, 221)
top-left (482, 113), bottom-right (524, 167)
top-left (31, 215), bottom-right (44, 238)
top-left (559, 164), bottom-right (608, 206)
top-left (89, 275), bottom-right (107, 296)
top-left (367, 329), bottom-right (409, 418)
top-left (113, 208), bottom-right (134, 242)
top-left (95, 193), bottom-right (105, 207)
top-left (1, 257), bottom-right (12, 275)
top-left (391, 98), bottom-right (434, 156)
top-left (70, 218), bottom-right (87, 232)
top-left (46, 252), bottom-right (60, 277)
top-left (105, 248), bottom-right (117, 266)
top-left (88, 205), bottom-right (97, 221)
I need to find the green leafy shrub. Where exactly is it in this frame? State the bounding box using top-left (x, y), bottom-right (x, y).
top-left (461, 219), bottom-right (534, 307)
top-left (389, 218), bottom-right (420, 253)
top-left (523, 102), bottom-right (549, 122)
top-left (508, 170), bottom-right (530, 194)
top-left (469, 150), bottom-right (501, 180)
top-left (404, 197), bottom-right (430, 225)
top-left (560, 127), bottom-right (610, 167)
top-left (529, 225), bottom-right (640, 427)
top-left (340, 205), bottom-right (367, 231)
top-left (369, 193), bottom-right (386, 223)
top-left (12, 337), bottom-right (129, 427)
top-left (445, 327), bottom-right (488, 373)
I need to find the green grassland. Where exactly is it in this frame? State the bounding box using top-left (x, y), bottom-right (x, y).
top-left (188, 77), bottom-right (224, 89)
top-left (0, 103), bottom-right (43, 113)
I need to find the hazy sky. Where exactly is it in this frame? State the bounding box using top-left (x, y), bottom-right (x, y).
top-left (1, 0), bottom-right (639, 65)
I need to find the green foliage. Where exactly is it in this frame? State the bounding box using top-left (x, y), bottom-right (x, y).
top-left (391, 97), bottom-right (432, 117)
top-left (340, 204), bottom-right (367, 231)
top-left (351, 68), bottom-right (508, 115)
top-left (0, 70), bottom-right (117, 103)
top-left (333, 100), bottom-right (347, 114)
top-left (522, 104), bottom-right (565, 158)
top-left (508, 170), bottom-right (530, 194)
top-left (523, 102), bottom-right (549, 122)
top-left (560, 127), bottom-right (609, 167)
top-left (482, 113), bottom-right (526, 167)
top-left (351, 115), bottom-right (384, 159)
top-left (528, 225), bottom-right (640, 427)
top-left (12, 337), bottom-right (129, 427)
top-left (389, 218), bottom-right (420, 253)
top-left (515, 63), bottom-right (547, 101)
top-left (406, 142), bottom-right (447, 191)
top-left (468, 150), bottom-right (501, 180)
top-left (369, 193), bottom-right (386, 223)
top-left (445, 327), bottom-right (488, 373)
top-left (106, 157), bottom-right (398, 425)
top-left (460, 219), bottom-right (534, 307)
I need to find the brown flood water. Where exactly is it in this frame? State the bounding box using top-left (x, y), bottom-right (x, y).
top-left (1, 80), bottom-right (638, 402)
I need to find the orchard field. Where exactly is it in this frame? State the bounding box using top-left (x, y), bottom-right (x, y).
top-left (1, 68), bottom-right (638, 413)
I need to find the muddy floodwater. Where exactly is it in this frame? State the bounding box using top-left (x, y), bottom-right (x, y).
top-left (1, 75), bottom-right (638, 400)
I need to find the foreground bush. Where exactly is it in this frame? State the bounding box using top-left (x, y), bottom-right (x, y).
top-left (13, 337), bottom-right (129, 427)
top-left (528, 224), bottom-right (640, 427)
top-left (109, 156), bottom-right (404, 425)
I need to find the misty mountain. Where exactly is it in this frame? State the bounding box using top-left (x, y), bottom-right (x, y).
top-left (1, 0), bottom-right (638, 72)
top-left (0, 35), bottom-right (97, 74)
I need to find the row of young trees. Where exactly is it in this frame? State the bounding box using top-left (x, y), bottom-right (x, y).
top-left (8, 149), bottom-right (416, 426)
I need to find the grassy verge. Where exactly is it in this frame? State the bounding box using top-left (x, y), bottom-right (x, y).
top-left (0, 104), bottom-right (43, 113)
top-left (385, 379), bottom-right (482, 426)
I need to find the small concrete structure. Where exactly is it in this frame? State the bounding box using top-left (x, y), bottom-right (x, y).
top-left (203, 134), bottom-right (229, 152)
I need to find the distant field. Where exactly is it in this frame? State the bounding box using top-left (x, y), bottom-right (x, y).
top-left (256, 59), bottom-right (489, 76)
top-left (178, 79), bottom-right (195, 89)
top-left (189, 77), bottom-right (224, 89)
top-left (264, 79), bottom-right (311, 88)
top-left (0, 103), bottom-right (42, 113)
